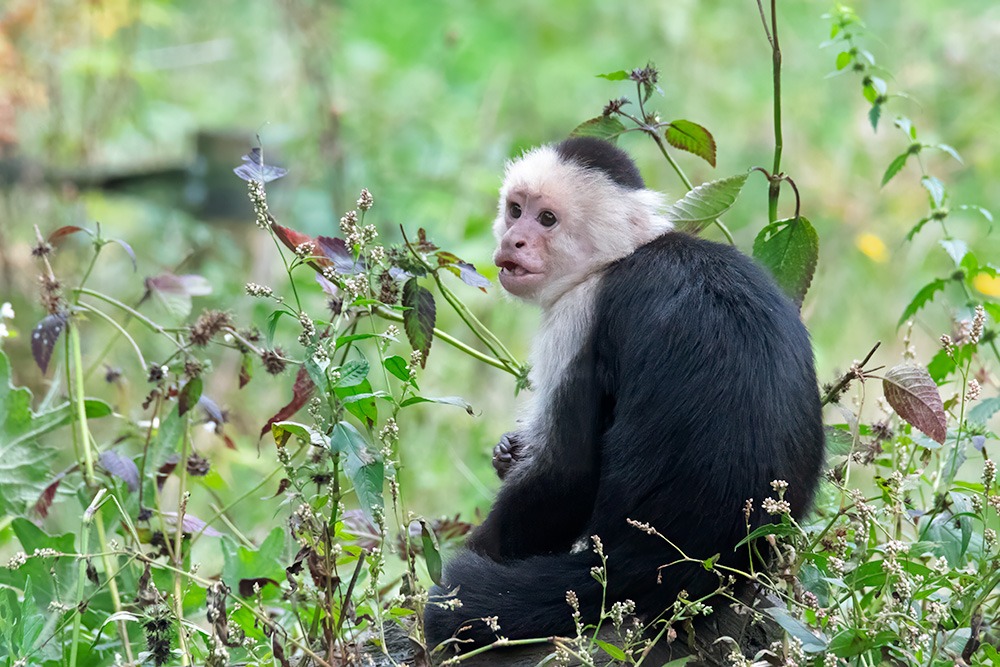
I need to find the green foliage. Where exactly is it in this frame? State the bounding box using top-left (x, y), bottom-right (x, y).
top-left (752, 216), bottom-right (820, 307)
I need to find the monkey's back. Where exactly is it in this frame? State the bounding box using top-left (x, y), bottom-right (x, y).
top-left (586, 230), bottom-right (824, 607)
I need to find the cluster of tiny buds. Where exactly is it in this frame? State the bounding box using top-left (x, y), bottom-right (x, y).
top-left (984, 459), bottom-right (996, 489)
top-left (902, 320), bottom-right (917, 361)
top-left (743, 498), bottom-right (754, 522)
top-left (608, 599), bottom-right (636, 627)
top-left (966, 378), bottom-right (981, 402)
top-left (379, 418), bottom-right (399, 444)
top-left (6, 552), bottom-right (27, 569)
top-left (940, 334), bottom-right (954, 355)
top-left (343, 274), bottom-right (368, 301)
top-left (385, 325), bottom-right (400, 339)
top-left (357, 188), bottom-right (374, 211)
top-left (369, 245), bottom-right (385, 264)
top-left (247, 180), bottom-right (270, 229)
top-left (971, 305), bottom-right (985, 345)
top-left (294, 242), bottom-right (316, 259)
top-left (297, 312), bottom-right (315, 346)
top-left (591, 534), bottom-right (604, 557)
top-left (340, 210), bottom-right (359, 236)
top-left (827, 557), bottom-right (845, 576)
top-left (483, 616), bottom-right (501, 632)
top-left (849, 489), bottom-right (876, 525)
top-left (762, 497), bottom-right (791, 516)
top-left (985, 528), bottom-right (998, 549)
top-left (627, 518), bottom-right (658, 536)
top-left (245, 282), bottom-right (273, 299)
top-left (410, 349), bottom-right (424, 368)
top-left (989, 495), bottom-right (1000, 513)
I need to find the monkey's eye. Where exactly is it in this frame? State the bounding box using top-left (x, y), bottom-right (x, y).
top-left (539, 210), bottom-right (558, 227)
top-left (508, 202), bottom-right (522, 219)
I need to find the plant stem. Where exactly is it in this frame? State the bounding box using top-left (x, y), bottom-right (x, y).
top-left (94, 508), bottom-right (136, 663)
top-left (760, 0), bottom-right (784, 223)
top-left (76, 302), bottom-right (146, 370)
top-left (68, 323), bottom-right (96, 487)
top-left (373, 306), bottom-right (515, 375)
top-left (75, 288), bottom-right (185, 350)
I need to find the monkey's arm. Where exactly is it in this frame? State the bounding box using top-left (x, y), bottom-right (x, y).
top-left (467, 355), bottom-right (604, 560)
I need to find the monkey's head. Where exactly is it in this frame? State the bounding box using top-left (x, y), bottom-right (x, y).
top-left (493, 137), bottom-right (672, 308)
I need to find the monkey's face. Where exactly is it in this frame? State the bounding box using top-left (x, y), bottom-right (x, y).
top-left (493, 187), bottom-right (563, 301)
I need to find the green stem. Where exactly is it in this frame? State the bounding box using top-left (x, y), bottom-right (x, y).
top-left (68, 322), bottom-right (96, 487)
top-left (69, 513), bottom-right (89, 667)
top-left (766, 0), bottom-right (783, 224)
top-left (94, 508), bottom-right (135, 663)
top-left (432, 274), bottom-right (521, 370)
top-left (76, 302), bottom-right (146, 370)
top-left (373, 306), bottom-right (516, 375)
top-left (75, 288), bottom-right (184, 350)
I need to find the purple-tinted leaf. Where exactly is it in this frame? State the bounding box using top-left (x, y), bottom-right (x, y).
top-left (31, 312), bottom-right (68, 374)
top-left (109, 239), bottom-right (137, 272)
top-left (198, 394), bottom-right (226, 425)
top-left (316, 236), bottom-right (365, 274)
top-left (341, 509), bottom-right (380, 550)
top-left (233, 148), bottom-right (288, 183)
top-left (972, 435), bottom-right (986, 452)
top-left (48, 226), bottom-right (91, 243)
top-left (260, 366), bottom-right (315, 439)
top-left (455, 262), bottom-right (490, 288)
top-left (238, 578), bottom-right (280, 597)
top-left (316, 273), bottom-right (338, 296)
top-left (178, 377), bottom-right (203, 417)
top-left (402, 278), bottom-right (435, 367)
top-left (665, 119), bottom-right (717, 167)
top-left (269, 478), bottom-right (291, 499)
top-left (98, 450), bottom-right (139, 491)
top-left (145, 273), bottom-right (212, 320)
top-left (156, 456), bottom-right (178, 491)
top-left (388, 266), bottom-right (412, 281)
top-left (882, 365), bottom-right (947, 444)
top-left (162, 511), bottom-right (223, 537)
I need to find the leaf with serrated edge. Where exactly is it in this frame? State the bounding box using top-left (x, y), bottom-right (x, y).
top-left (897, 278), bottom-right (948, 328)
top-left (665, 119), bottom-right (716, 167)
top-left (402, 278), bottom-right (435, 367)
top-left (570, 116), bottom-right (626, 142)
top-left (881, 153), bottom-right (908, 187)
top-left (752, 217), bottom-right (819, 306)
top-left (666, 172), bottom-right (749, 233)
top-left (882, 365), bottom-right (946, 444)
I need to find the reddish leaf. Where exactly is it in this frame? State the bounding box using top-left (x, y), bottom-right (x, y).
top-left (145, 273), bottom-right (212, 319)
top-left (259, 366), bottom-right (316, 439)
top-left (48, 226), bottom-right (90, 243)
top-left (238, 577), bottom-right (281, 597)
top-left (269, 478), bottom-right (291, 499)
top-left (402, 278), bottom-right (435, 367)
top-left (31, 312), bottom-right (68, 374)
top-left (272, 224), bottom-right (314, 254)
top-left (882, 365), bottom-right (947, 444)
top-left (98, 450), bottom-right (139, 491)
top-left (239, 354), bottom-right (254, 389)
top-left (156, 456), bottom-right (179, 491)
top-left (34, 468), bottom-right (75, 518)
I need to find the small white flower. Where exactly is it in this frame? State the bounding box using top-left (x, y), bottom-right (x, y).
top-left (0, 323), bottom-right (8, 339)
top-left (0, 302), bottom-right (14, 319)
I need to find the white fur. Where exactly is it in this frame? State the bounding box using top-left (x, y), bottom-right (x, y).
top-left (495, 144), bottom-right (673, 465)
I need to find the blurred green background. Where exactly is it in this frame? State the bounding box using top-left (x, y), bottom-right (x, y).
top-left (1, 0), bottom-right (998, 549)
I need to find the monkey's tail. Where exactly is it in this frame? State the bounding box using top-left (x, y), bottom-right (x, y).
top-left (423, 546), bottom-right (693, 651)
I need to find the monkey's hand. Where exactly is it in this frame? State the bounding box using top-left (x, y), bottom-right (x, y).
top-left (492, 432), bottom-right (524, 480)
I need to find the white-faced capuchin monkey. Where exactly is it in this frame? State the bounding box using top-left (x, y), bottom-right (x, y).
top-left (424, 137), bottom-right (824, 651)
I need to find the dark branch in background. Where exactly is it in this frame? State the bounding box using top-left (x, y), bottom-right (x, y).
top-left (820, 341), bottom-right (882, 406)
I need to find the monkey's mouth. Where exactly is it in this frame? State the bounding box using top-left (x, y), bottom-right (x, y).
top-left (498, 261), bottom-right (532, 278)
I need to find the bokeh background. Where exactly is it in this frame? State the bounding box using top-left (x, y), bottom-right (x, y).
top-left (1, 0), bottom-right (998, 548)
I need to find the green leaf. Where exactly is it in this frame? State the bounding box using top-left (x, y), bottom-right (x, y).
top-left (897, 277), bottom-right (948, 327)
top-left (420, 521), bottom-right (442, 585)
top-left (927, 344), bottom-right (972, 383)
top-left (939, 239), bottom-right (968, 267)
top-left (835, 51), bottom-right (852, 70)
top-left (868, 103), bottom-right (882, 131)
top-left (665, 120), bottom-right (716, 167)
top-left (882, 364), bottom-right (947, 444)
top-left (936, 143), bottom-right (963, 163)
top-left (383, 355), bottom-right (411, 384)
top-left (666, 172), bottom-right (750, 234)
top-left (400, 395), bottom-right (475, 415)
top-left (735, 520), bottom-right (801, 548)
top-left (596, 70), bottom-right (630, 81)
top-left (921, 175), bottom-right (946, 208)
top-left (222, 527), bottom-right (286, 593)
top-left (270, 421), bottom-right (326, 447)
top-left (331, 421), bottom-right (384, 521)
top-left (402, 278), bottom-right (435, 367)
top-left (967, 397), bottom-right (1000, 425)
top-left (178, 377), bottom-right (202, 417)
top-left (264, 309), bottom-right (296, 347)
top-left (569, 116), bottom-right (626, 142)
top-left (594, 640), bottom-right (627, 661)
top-left (335, 379), bottom-right (378, 426)
top-left (5, 519), bottom-right (77, 613)
top-left (905, 216), bottom-right (932, 242)
top-left (763, 606), bottom-right (828, 653)
top-left (0, 351), bottom-right (58, 516)
top-left (751, 216), bottom-right (819, 306)
top-left (881, 152), bottom-right (909, 186)
top-left (336, 359), bottom-right (370, 388)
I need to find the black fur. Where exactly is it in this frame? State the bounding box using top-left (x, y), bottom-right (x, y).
top-left (425, 232), bottom-right (825, 649)
top-left (555, 137), bottom-right (645, 190)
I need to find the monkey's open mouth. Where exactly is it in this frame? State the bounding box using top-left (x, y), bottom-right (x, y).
top-left (498, 261), bottom-right (532, 277)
